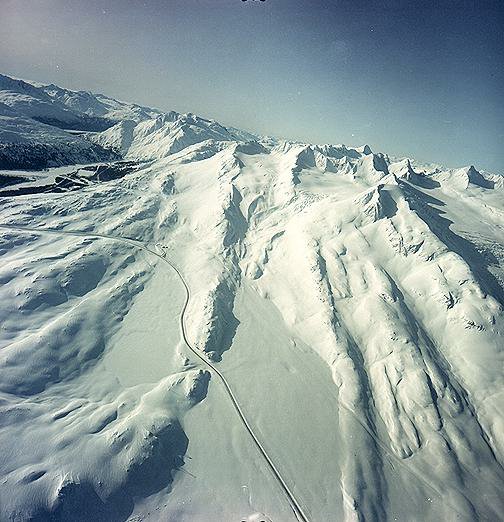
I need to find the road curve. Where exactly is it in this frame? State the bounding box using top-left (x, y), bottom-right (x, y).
top-left (0, 223), bottom-right (310, 522)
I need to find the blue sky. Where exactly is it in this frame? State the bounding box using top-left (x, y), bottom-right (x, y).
top-left (1, 0), bottom-right (503, 172)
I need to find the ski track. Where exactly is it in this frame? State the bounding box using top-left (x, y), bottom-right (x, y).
top-left (0, 223), bottom-right (310, 522)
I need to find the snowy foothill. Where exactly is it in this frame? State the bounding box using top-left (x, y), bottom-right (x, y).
top-left (0, 74), bottom-right (503, 521)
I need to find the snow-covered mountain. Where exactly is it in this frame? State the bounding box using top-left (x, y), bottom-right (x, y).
top-left (0, 74), bottom-right (503, 522)
top-left (0, 73), bottom-right (260, 169)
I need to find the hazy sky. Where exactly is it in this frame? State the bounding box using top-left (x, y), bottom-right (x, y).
top-left (1, 0), bottom-right (503, 172)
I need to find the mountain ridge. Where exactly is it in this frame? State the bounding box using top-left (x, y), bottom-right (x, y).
top-left (1, 72), bottom-right (499, 179)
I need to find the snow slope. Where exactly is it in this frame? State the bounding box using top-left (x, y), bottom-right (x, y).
top-left (0, 75), bottom-right (503, 522)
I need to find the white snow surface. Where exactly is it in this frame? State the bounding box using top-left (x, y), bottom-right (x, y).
top-left (0, 75), bottom-right (504, 522)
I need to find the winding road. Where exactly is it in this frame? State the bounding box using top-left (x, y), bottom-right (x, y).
top-left (0, 223), bottom-right (310, 522)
